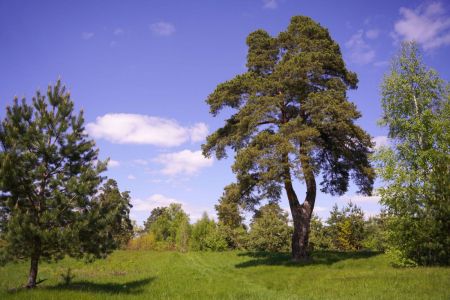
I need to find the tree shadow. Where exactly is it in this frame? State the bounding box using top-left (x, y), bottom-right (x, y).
top-left (45, 277), bottom-right (155, 295)
top-left (235, 251), bottom-right (381, 268)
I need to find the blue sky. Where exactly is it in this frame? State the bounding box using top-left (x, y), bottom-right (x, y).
top-left (1, 0), bottom-right (449, 225)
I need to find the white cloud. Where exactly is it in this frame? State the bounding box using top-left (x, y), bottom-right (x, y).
top-left (128, 174), bottom-right (136, 180)
top-left (131, 194), bottom-right (215, 222)
top-left (372, 135), bottom-right (390, 149)
top-left (154, 149), bottom-right (213, 176)
top-left (345, 30), bottom-right (376, 65)
top-left (132, 194), bottom-right (182, 212)
top-left (133, 159), bottom-right (149, 166)
top-left (86, 114), bottom-right (208, 147)
top-left (373, 60), bottom-right (389, 68)
top-left (314, 206), bottom-right (328, 212)
top-left (108, 159), bottom-right (120, 168)
top-left (365, 29), bottom-right (380, 39)
top-left (150, 22), bottom-right (176, 36)
top-left (114, 28), bottom-right (124, 35)
top-left (263, 0), bottom-right (278, 9)
top-left (340, 194), bottom-right (381, 204)
top-left (81, 32), bottom-right (94, 40)
top-left (190, 123), bottom-right (209, 142)
top-left (393, 2), bottom-right (450, 50)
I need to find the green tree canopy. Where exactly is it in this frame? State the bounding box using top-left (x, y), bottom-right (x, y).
top-left (375, 42), bottom-right (450, 266)
top-left (191, 212), bottom-right (227, 251)
top-left (0, 80), bottom-right (120, 287)
top-left (203, 15), bottom-right (374, 260)
top-left (146, 203), bottom-right (190, 250)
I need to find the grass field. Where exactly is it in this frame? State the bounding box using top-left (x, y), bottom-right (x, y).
top-left (1, 250), bottom-right (449, 299)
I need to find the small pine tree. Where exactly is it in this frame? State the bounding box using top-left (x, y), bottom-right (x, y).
top-left (327, 202), bottom-right (365, 251)
top-left (0, 80), bottom-right (119, 287)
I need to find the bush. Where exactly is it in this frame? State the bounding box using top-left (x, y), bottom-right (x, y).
top-left (191, 213), bottom-right (227, 251)
top-left (248, 203), bottom-right (292, 252)
top-left (309, 214), bottom-right (333, 250)
top-left (127, 233), bottom-right (157, 250)
top-left (218, 225), bottom-right (249, 250)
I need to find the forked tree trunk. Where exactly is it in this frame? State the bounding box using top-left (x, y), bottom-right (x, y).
top-left (284, 152), bottom-right (317, 262)
top-left (26, 238), bottom-right (41, 288)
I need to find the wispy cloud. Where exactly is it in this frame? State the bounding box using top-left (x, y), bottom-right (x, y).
top-left (263, 0), bottom-right (278, 9)
top-left (339, 194), bottom-right (381, 204)
top-left (373, 60), bottom-right (389, 68)
top-left (372, 135), bottom-right (390, 149)
top-left (132, 194), bottom-right (182, 212)
top-left (314, 206), bottom-right (328, 213)
top-left (131, 194), bottom-right (215, 222)
top-left (150, 22), bottom-right (176, 36)
top-left (190, 123), bottom-right (209, 143)
top-left (86, 114), bottom-right (208, 147)
top-left (154, 149), bottom-right (213, 176)
top-left (114, 28), bottom-right (124, 35)
top-left (345, 30), bottom-right (376, 65)
top-left (81, 32), bottom-right (94, 40)
top-left (108, 159), bottom-right (120, 168)
top-left (133, 159), bottom-right (149, 166)
top-left (393, 2), bottom-right (450, 50)
top-left (365, 29), bottom-right (380, 39)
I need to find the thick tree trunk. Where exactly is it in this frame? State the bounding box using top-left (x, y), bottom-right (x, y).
top-left (26, 238), bottom-right (41, 288)
top-left (283, 152), bottom-right (317, 262)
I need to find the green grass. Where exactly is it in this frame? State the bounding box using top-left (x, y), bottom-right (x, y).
top-left (1, 250), bottom-right (449, 299)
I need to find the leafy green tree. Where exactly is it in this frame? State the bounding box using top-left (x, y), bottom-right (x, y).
top-left (191, 212), bottom-right (227, 251)
top-left (216, 185), bottom-right (248, 249)
top-left (175, 215), bottom-right (191, 252)
top-left (375, 42), bottom-right (450, 265)
top-left (203, 16), bottom-right (374, 261)
top-left (147, 203), bottom-right (190, 250)
top-left (248, 203), bottom-right (292, 252)
top-left (0, 81), bottom-right (111, 288)
top-left (362, 211), bottom-right (388, 252)
top-left (92, 179), bottom-right (133, 249)
top-left (144, 207), bottom-right (167, 233)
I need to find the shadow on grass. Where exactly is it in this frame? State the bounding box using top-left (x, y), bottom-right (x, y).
top-left (45, 277), bottom-right (155, 295)
top-left (235, 251), bottom-right (381, 268)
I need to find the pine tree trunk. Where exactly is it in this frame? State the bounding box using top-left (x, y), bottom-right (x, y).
top-left (283, 152), bottom-right (317, 262)
top-left (26, 238), bottom-right (41, 288)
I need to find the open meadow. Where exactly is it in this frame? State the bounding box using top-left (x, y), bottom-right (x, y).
top-left (1, 251), bottom-right (449, 300)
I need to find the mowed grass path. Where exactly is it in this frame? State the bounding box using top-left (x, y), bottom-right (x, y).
top-left (1, 250), bottom-right (449, 299)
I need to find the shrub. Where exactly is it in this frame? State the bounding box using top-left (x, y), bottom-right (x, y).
top-left (248, 203), bottom-right (292, 252)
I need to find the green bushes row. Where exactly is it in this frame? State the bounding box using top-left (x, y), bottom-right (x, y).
top-left (127, 202), bottom-right (388, 253)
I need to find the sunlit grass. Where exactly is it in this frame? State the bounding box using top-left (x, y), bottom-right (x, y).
top-left (1, 250), bottom-right (448, 299)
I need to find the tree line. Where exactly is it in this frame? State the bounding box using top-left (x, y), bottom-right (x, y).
top-left (128, 201), bottom-right (387, 254)
top-left (0, 15), bottom-right (448, 289)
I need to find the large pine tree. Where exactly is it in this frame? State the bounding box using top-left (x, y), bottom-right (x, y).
top-left (203, 16), bottom-right (374, 261)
